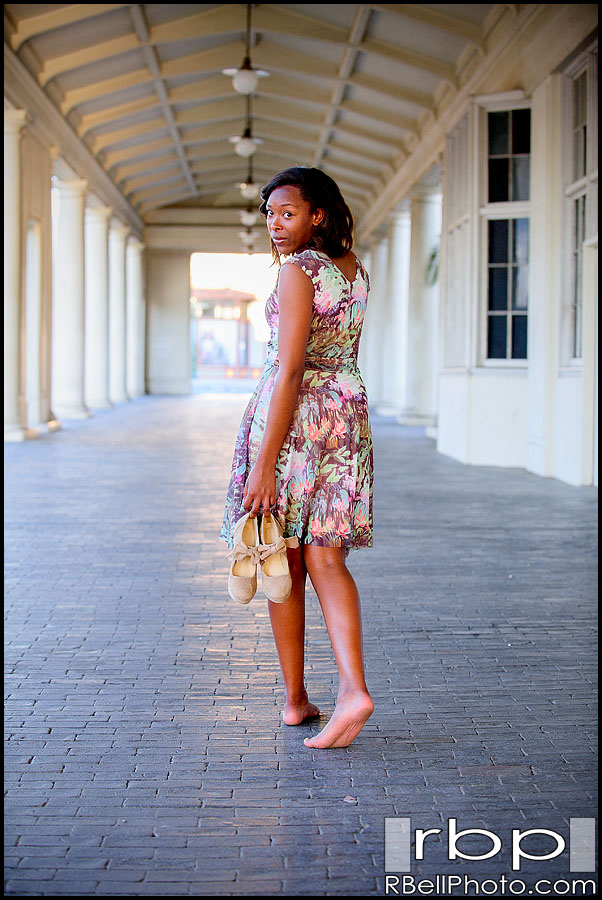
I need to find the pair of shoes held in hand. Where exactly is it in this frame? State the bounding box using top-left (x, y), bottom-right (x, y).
top-left (227, 511), bottom-right (299, 605)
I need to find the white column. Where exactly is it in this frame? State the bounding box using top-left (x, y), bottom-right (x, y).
top-left (84, 205), bottom-right (113, 409)
top-left (126, 237), bottom-right (145, 399)
top-left (381, 209), bottom-right (411, 415)
top-left (400, 187), bottom-right (441, 426)
top-left (52, 177), bottom-right (90, 420)
top-left (526, 74), bottom-right (562, 478)
top-left (4, 109), bottom-right (28, 442)
top-left (108, 220), bottom-right (129, 404)
top-left (361, 233), bottom-right (389, 407)
top-left (137, 243), bottom-right (147, 397)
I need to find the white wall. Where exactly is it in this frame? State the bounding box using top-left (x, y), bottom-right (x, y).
top-left (436, 12), bottom-right (597, 486)
top-left (438, 372), bottom-right (528, 467)
top-left (146, 250), bottom-right (191, 394)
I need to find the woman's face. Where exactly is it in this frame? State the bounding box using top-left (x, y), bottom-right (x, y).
top-left (265, 185), bottom-right (323, 256)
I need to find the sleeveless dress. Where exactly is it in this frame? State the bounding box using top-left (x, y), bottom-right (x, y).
top-left (220, 248), bottom-right (373, 554)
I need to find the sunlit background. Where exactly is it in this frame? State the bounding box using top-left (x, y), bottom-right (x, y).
top-left (190, 252), bottom-right (274, 382)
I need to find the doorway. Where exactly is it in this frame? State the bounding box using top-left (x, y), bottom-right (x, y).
top-left (189, 252), bottom-right (273, 392)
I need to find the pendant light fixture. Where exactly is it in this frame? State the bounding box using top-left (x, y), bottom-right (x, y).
top-left (229, 94), bottom-right (263, 158)
top-left (239, 229), bottom-right (257, 252)
top-left (222, 4), bottom-right (269, 95)
top-left (237, 157), bottom-right (260, 201)
top-left (240, 207), bottom-right (259, 227)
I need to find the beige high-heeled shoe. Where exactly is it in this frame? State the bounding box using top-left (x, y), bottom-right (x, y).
top-left (227, 513), bottom-right (261, 604)
top-left (259, 513), bottom-right (299, 603)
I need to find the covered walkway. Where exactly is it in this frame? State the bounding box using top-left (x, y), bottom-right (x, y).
top-left (4, 393), bottom-right (597, 896)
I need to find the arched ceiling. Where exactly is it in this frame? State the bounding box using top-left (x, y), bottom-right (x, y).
top-left (5, 3), bottom-right (498, 230)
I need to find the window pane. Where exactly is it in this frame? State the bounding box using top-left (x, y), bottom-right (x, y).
top-left (488, 315), bottom-right (507, 359)
top-left (573, 72), bottom-right (587, 180)
top-left (512, 157), bottom-right (530, 201)
top-left (511, 315), bottom-right (528, 359)
top-left (574, 195), bottom-right (585, 249)
top-left (489, 219), bottom-right (509, 264)
top-left (574, 71), bottom-right (587, 127)
top-left (512, 109), bottom-right (531, 154)
top-left (488, 111), bottom-right (509, 155)
top-left (573, 128), bottom-right (585, 181)
top-left (512, 218), bottom-right (529, 264)
top-left (489, 267), bottom-right (508, 310)
top-left (489, 159), bottom-right (509, 202)
top-left (512, 266), bottom-right (529, 310)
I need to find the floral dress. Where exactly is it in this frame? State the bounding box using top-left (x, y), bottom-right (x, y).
top-left (220, 248), bottom-right (373, 554)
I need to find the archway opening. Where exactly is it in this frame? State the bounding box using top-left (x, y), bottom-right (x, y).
top-left (189, 252), bottom-right (273, 392)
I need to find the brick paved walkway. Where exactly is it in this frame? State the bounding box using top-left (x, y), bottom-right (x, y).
top-left (4, 394), bottom-right (598, 896)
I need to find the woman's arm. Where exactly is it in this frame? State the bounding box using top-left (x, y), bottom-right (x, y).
top-left (243, 262), bottom-right (314, 518)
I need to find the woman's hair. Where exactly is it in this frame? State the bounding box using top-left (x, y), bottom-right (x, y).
top-left (259, 166), bottom-right (354, 265)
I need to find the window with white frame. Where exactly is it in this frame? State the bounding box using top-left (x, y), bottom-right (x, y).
top-left (481, 103), bottom-right (531, 363)
top-left (562, 42), bottom-right (598, 363)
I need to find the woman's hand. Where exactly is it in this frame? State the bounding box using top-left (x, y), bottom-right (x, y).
top-left (243, 458), bottom-right (276, 518)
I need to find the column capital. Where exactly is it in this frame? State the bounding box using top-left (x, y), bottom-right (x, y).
top-left (85, 205), bottom-right (113, 224)
top-left (4, 108), bottom-right (28, 134)
top-left (109, 219), bottom-right (130, 239)
top-left (387, 208), bottom-right (411, 229)
top-left (410, 184), bottom-right (442, 203)
top-left (56, 177), bottom-right (88, 198)
top-left (126, 236), bottom-right (145, 251)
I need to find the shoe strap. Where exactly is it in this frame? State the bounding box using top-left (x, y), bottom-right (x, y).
top-left (226, 541), bottom-right (263, 566)
top-left (227, 535), bottom-right (299, 565)
top-left (257, 535), bottom-right (299, 561)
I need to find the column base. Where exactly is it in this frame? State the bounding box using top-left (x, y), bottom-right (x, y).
top-left (25, 421), bottom-right (54, 439)
top-left (397, 410), bottom-right (436, 427)
top-left (52, 405), bottom-right (92, 420)
top-left (109, 393), bottom-right (130, 404)
top-left (374, 402), bottom-right (401, 417)
top-left (86, 398), bottom-right (113, 410)
top-left (4, 424), bottom-right (26, 443)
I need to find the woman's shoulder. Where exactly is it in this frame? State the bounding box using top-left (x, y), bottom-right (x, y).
top-left (280, 249), bottom-right (326, 282)
top-left (283, 248), bottom-right (324, 266)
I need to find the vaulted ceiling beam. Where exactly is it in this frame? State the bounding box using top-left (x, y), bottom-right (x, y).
top-left (113, 151), bottom-right (180, 182)
top-left (128, 5), bottom-right (196, 198)
top-left (9, 4), bottom-right (127, 52)
top-left (348, 72), bottom-right (433, 112)
top-left (369, 4), bottom-right (484, 44)
top-left (78, 74), bottom-right (235, 138)
top-left (119, 160), bottom-right (184, 194)
top-left (312, 5), bottom-right (372, 171)
top-left (39, 33), bottom-right (140, 86)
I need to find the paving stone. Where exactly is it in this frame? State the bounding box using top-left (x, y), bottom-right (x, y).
top-left (4, 392), bottom-right (597, 896)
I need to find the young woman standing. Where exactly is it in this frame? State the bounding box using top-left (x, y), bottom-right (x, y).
top-left (221, 167), bottom-right (374, 749)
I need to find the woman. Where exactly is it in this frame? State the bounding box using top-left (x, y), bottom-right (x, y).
top-left (221, 167), bottom-right (374, 749)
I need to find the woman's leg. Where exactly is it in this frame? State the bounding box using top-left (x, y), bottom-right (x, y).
top-left (267, 545), bottom-right (320, 725)
top-left (302, 545), bottom-right (374, 748)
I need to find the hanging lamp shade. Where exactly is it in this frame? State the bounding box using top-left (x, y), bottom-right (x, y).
top-left (222, 57), bottom-right (269, 95)
top-left (221, 6), bottom-right (269, 94)
top-left (240, 209), bottom-right (259, 227)
top-left (229, 126), bottom-right (263, 158)
top-left (237, 157), bottom-right (260, 201)
top-left (239, 181), bottom-right (260, 200)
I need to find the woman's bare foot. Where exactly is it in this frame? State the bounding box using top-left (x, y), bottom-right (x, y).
top-left (282, 691), bottom-right (321, 726)
top-left (303, 690), bottom-right (374, 748)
